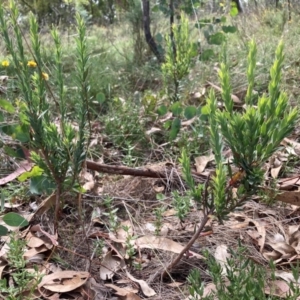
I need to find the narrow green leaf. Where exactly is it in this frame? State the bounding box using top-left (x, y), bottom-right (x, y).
top-left (170, 118), bottom-right (181, 140)
top-left (3, 212), bottom-right (29, 227)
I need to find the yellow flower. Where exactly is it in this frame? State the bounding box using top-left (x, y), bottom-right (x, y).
top-left (2, 60), bottom-right (9, 67)
top-left (27, 60), bottom-right (37, 68)
top-left (41, 72), bottom-right (49, 81)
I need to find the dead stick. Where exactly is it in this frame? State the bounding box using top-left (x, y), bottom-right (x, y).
top-left (86, 160), bottom-right (167, 178)
top-left (86, 160), bottom-right (207, 182)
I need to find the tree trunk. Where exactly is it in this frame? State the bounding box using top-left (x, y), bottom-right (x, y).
top-left (141, 0), bottom-right (164, 63)
top-left (169, 0), bottom-right (176, 59)
top-left (288, 0), bottom-right (291, 20)
top-left (232, 0), bottom-right (243, 13)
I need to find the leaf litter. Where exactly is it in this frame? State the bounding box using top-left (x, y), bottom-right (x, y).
top-left (2, 111), bottom-right (300, 299)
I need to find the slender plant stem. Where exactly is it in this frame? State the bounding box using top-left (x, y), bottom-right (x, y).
top-left (162, 209), bottom-right (212, 278)
top-left (54, 183), bottom-right (61, 231)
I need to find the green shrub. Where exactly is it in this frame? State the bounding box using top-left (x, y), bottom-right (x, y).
top-left (104, 98), bottom-right (147, 164)
top-left (188, 247), bottom-right (300, 300)
top-left (0, 1), bottom-right (91, 221)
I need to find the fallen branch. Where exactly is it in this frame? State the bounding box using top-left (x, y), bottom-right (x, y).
top-left (0, 159), bottom-right (207, 187)
top-left (86, 160), bottom-right (207, 183)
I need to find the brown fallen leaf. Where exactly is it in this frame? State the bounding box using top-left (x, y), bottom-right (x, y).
top-left (83, 180), bottom-right (95, 191)
top-left (159, 112), bottom-right (173, 123)
top-left (116, 220), bottom-right (133, 241)
top-left (214, 245), bottom-right (231, 275)
top-left (275, 190), bottom-right (300, 206)
top-left (34, 193), bottom-right (56, 217)
top-left (0, 240), bottom-right (10, 258)
top-left (229, 214), bottom-right (266, 252)
top-left (275, 270), bottom-right (300, 283)
top-left (105, 283), bottom-right (138, 296)
top-left (0, 259), bottom-right (8, 278)
top-left (85, 277), bottom-right (109, 300)
top-left (38, 271), bottom-right (89, 293)
top-left (162, 208), bottom-right (177, 217)
top-left (288, 225), bottom-right (300, 251)
top-left (267, 240), bottom-right (296, 260)
top-left (226, 213), bottom-right (249, 229)
top-left (182, 116), bottom-right (196, 126)
top-left (247, 229), bottom-right (264, 250)
top-left (100, 250), bottom-right (125, 280)
top-left (265, 280), bottom-right (292, 298)
top-left (167, 282), bottom-right (184, 287)
top-left (0, 75), bottom-right (8, 83)
top-left (278, 177), bottom-right (300, 191)
top-left (153, 182), bottom-right (165, 193)
top-left (26, 253), bottom-right (46, 264)
top-left (194, 154), bottom-right (214, 173)
top-left (23, 245), bottom-right (49, 259)
top-left (189, 88), bottom-right (206, 103)
top-left (146, 127), bottom-right (161, 135)
top-left (271, 165), bottom-right (282, 179)
top-left (0, 161), bottom-right (33, 186)
top-left (248, 218), bottom-right (266, 253)
top-left (30, 224), bottom-right (58, 246)
top-left (263, 250), bottom-right (282, 261)
top-left (125, 270), bottom-right (156, 297)
top-left (121, 292), bottom-right (142, 300)
top-left (206, 81), bottom-right (242, 104)
top-left (282, 138), bottom-right (300, 156)
top-left (3, 203), bottom-right (22, 208)
top-left (26, 235), bottom-right (48, 248)
top-left (20, 289), bottom-right (42, 300)
top-left (81, 170), bottom-right (95, 191)
top-left (135, 235), bottom-right (204, 259)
